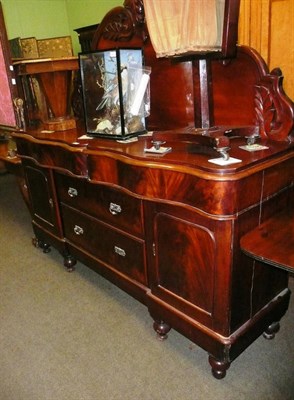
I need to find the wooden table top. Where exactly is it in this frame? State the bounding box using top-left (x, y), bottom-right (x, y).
top-left (240, 208), bottom-right (294, 273)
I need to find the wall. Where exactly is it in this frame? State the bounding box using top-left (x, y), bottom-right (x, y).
top-left (1, 0), bottom-right (70, 40)
top-left (65, 0), bottom-right (123, 53)
top-left (238, 0), bottom-right (294, 101)
top-left (1, 0), bottom-right (123, 55)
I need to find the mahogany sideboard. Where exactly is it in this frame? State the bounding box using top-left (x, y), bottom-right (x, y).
top-left (3, 0), bottom-right (294, 380)
top-left (10, 126), bottom-right (294, 379)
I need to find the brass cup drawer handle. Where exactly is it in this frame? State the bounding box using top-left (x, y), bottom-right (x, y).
top-left (74, 225), bottom-right (84, 235)
top-left (109, 202), bottom-right (122, 215)
top-left (114, 246), bottom-right (126, 257)
top-left (68, 187), bottom-right (78, 198)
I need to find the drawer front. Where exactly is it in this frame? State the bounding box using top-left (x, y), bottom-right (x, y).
top-left (16, 138), bottom-right (88, 176)
top-left (56, 173), bottom-right (143, 237)
top-left (62, 205), bottom-right (147, 285)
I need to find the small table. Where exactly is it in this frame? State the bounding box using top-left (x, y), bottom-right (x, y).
top-left (240, 209), bottom-right (294, 273)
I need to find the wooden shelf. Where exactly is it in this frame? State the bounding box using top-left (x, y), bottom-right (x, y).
top-left (240, 209), bottom-right (294, 273)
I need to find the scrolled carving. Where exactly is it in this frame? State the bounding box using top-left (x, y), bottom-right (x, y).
top-left (124, 0), bottom-right (145, 25)
top-left (102, 8), bottom-right (135, 42)
top-left (255, 85), bottom-right (278, 135)
top-left (92, 0), bottom-right (146, 48)
top-left (254, 68), bottom-right (294, 141)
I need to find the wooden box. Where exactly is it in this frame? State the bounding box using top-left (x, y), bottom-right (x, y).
top-left (9, 37), bottom-right (23, 59)
top-left (37, 36), bottom-right (73, 58)
top-left (20, 37), bottom-right (39, 59)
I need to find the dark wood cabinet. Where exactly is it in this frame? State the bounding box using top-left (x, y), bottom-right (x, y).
top-left (12, 127), bottom-right (293, 379)
top-left (74, 24), bottom-right (99, 52)
top-left (23, 160), bottom-right (63, 238)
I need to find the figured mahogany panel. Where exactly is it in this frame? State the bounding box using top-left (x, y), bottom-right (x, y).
top-left (144, 201), bottom-right (235, 333)
top-left (61, 204), bottom-right (147, 285)
top-left (89, 156), bottom-right (237, 215)
top-left (37, 71), bottom-right (72, 118)
top-left (211, 45), bottom-right (294, 140)
top-left (89, 152), bottom-right (287, 217)
top-left (145, 55), bottom-right (195, 130)
top-left (211, 46), bottom-right (266, 127)
top-left (153, 212), bottom-right (215, 314)
top-left (55, 172), bottom-right (144, 237)
top-left (13, 130), bottom-right (294, 219)
top-left (15, 135), bottom-right (88, 176)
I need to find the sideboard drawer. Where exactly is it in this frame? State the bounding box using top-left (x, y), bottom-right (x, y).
top-left (61, 204), bottom-right (147, 285)
top-left (15, 137), bottom-right (88, 176)
top-left (56, 173), bottom-right (144, 237)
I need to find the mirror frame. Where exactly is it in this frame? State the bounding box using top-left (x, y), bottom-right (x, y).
top-left (221, 0), bottom-right (241, 58)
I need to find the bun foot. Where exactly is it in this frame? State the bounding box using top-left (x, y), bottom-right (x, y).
top-left (32, 237), bottom-right (51, 253)
top-left (208, 355), bottom-right (230, 379)
top-left (153, 320), bottom-right (171, 341)
top-left (263, 321), bottom-right (280, 340)
top-left (41, 242), bottom-right (51, 253)
top-left (64, 255), bottom-right (76, 272)
top-left (32, 237), bottom-right (39, 248)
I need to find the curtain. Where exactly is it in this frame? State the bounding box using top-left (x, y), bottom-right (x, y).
top-left (143, 0), bottom-right (225, 57)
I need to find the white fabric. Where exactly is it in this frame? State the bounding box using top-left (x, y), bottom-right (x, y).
top-left (143, 0), bottom-right (225, 57)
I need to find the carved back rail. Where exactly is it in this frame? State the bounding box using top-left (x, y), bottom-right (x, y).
top-left (91, 0), bottom-right (294, 141)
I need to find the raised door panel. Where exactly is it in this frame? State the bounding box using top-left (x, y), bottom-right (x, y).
top-left (145, 200), bottom-right (234, 334)
top-left (155, 212), bottom-right (215, 310)
top-left (24, 162), bottom-right (62, 237)
top-left (149, 210), bottom-right (217, 327)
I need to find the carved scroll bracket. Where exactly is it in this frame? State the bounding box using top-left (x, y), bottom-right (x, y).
top-left (255, 68), bottom-right (294, 141)
top-left (92, 0), bottom-right (147, 48)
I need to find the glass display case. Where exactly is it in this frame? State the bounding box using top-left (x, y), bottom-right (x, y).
top-left (79, 48), bottom-right (150, 140)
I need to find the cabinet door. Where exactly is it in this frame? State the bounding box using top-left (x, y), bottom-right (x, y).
top-left (145, 202), bottom-right (234, 331)
top-left (24, 161), bottom-right (62, 237)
